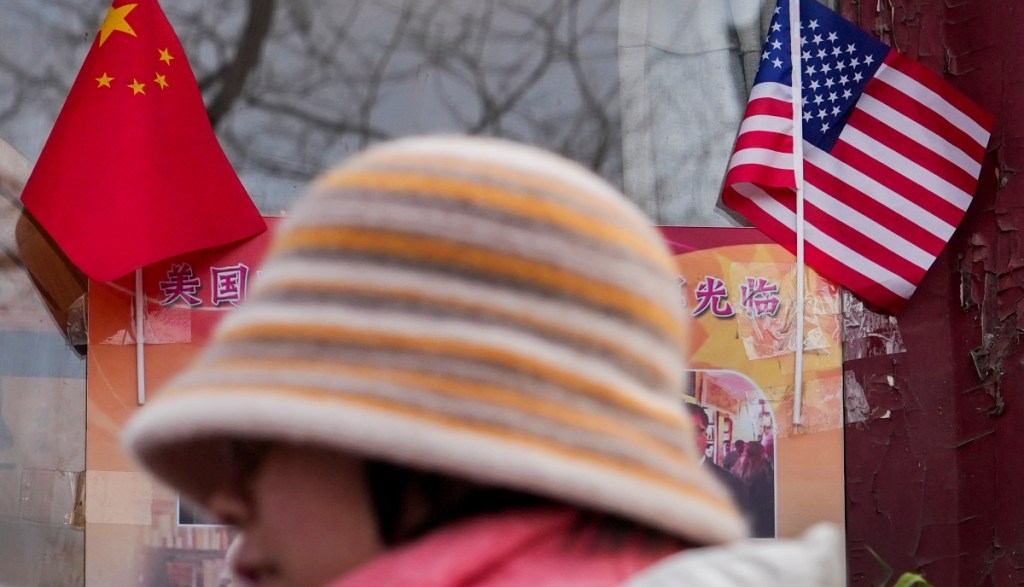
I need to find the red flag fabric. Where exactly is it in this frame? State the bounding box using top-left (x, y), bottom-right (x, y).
top-left (721, 0), bottom-right (994, 314)
top-left (21, 0), bottom-right (266, 282)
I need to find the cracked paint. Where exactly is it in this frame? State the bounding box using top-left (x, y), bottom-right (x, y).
top-left (842, 0), bottom-right (1020, 583)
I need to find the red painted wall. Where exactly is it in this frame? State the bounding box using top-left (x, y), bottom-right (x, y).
top-left (841, 1), bottom-right (1022, 584)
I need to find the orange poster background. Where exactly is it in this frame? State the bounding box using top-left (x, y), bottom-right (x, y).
top-left (86, 219), bottom-right (279, 587)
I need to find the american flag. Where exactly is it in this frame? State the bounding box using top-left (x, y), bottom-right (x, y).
top-left (721, 0), bottom-right (994, 314)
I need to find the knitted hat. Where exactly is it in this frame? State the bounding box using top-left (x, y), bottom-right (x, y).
top-left (123, 136), bottom-right (748, 545)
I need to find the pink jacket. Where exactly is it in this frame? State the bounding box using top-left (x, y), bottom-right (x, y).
top-left (325, 508), bottom-right (678, 587)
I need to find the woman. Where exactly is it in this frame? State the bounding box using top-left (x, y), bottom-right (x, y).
top-left (123, 136), bottom-right (839, 587)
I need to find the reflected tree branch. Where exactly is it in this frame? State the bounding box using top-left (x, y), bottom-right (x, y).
top-left (207, 0), bottom-right (276, 127)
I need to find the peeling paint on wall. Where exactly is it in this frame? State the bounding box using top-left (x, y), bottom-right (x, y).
top-left (959, 226), bottom-right (1022, 417)
top-left (843, 290), bottom-right (907, 361)
top-left (844, 370), bottom-right (870, 424)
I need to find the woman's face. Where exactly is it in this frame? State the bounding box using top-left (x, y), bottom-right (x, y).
top-left (206, 443), bottom-right (383, 587)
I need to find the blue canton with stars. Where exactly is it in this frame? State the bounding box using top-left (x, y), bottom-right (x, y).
top-left (755, 0), bottom-right (889, 152)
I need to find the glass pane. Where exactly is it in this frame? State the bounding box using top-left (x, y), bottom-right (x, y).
top-left (0, 1), bottom-right (862, 585)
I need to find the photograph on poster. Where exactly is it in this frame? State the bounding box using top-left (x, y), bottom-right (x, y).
top-left (684, 370), bottom-right (777, 538)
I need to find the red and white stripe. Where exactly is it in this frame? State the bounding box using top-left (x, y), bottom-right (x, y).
top-left (723, 51), bottom-right (993, 314)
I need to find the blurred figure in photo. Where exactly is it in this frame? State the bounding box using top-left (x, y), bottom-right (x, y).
top-left (724, 439), bottom-right (745, 471)
top-left (730, 439), bottom-right (776, 538)
top-left (685, 403), bottom-right (745, 510)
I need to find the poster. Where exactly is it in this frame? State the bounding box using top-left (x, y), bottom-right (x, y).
top-left (662, 226), bottom-right (845, 539)
top-left (85, 221), bottom-right (844, 586)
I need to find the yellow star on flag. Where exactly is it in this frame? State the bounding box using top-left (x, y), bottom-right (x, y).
top-left (98, 3), bottom-right (138, 47)
top-left (128, 79), bottom-right (146, 95)
top-left (95, 72), bottom-right (114, 88)
top-left (158, 48), bottom-right (175, 66)
top-left (154, 73), bottom-right (169, 89)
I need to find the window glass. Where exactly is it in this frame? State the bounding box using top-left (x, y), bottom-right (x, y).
top-left (0, 2), bottom-right (819, 584)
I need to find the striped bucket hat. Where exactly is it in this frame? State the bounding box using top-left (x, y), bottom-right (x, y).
top-left (123, 135), bottom-right (748, 545)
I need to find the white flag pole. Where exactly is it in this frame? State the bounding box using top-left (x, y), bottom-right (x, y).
top-left (789, 0), bottom-right (807, 426)
top-left (135, 268), bottom-right (147, 405)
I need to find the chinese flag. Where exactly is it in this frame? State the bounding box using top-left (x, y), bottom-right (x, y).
top-left (20, 0), bottom-right (266, 282)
